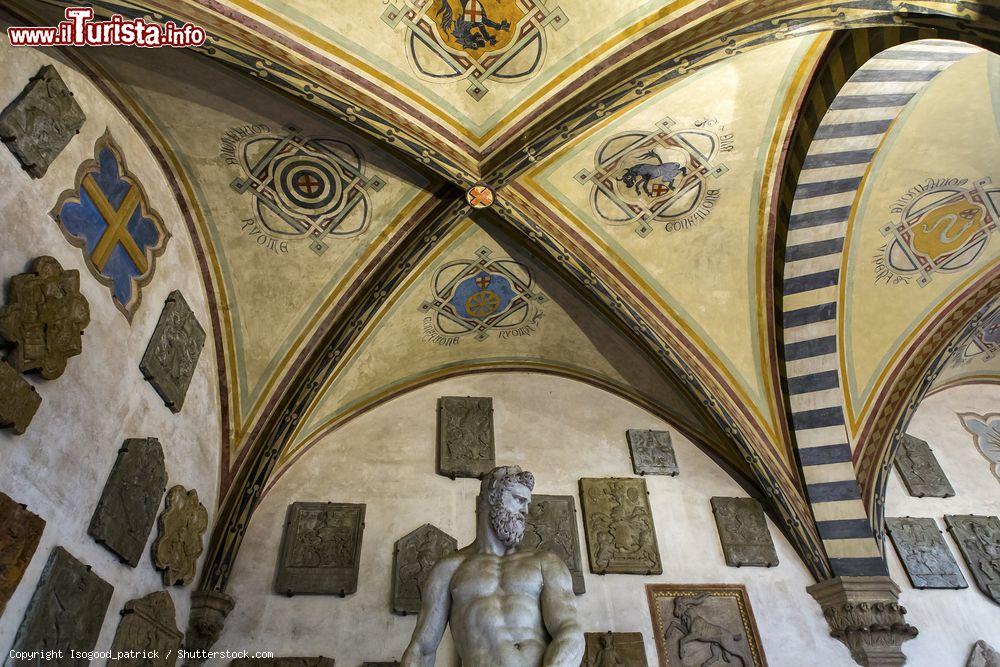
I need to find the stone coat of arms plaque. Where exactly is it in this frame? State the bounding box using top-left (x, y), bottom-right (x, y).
top-left (0, 65), bottom-right (86, 178)
top-left (141, 291), bottom-right (206, 413)
top-left (392, 523), bottom-right (457, 614)
top-left (523, 493), bottom-right (586, 594)
top-left (0, 359), bottom-right (41, 435)
top-left (89, 437), bottom-right (168, 567)
top-left (894, 434), bottom-right (954, 497)
top-left (886, 517), bottom-right (966, 589)
top-left (580, 477), bottom-right (661, 575)
top-left (583, 632), bottom-right (649, 666)
top-left (0, 255), bottom-right (90, 379)
top-left (275, 502), bottom-right (365, 596)
top-left (945, 514), bottom-right (1000, 604)
top-left (109, 591), bottom-right (183, 667)
top-left (710, 497), bottom-right (778, 568)
top-left (437, 396), bottom-right (495, 479)
top-left (10, 547), bottom-right (114, 664)
top-left (231, 659), bottom-right (336, 666)
top-left (153, 485), bottom-right (209, 587)
top-left (627, 429), bottom-right (679, 476)
top-left (0, 492), bottom-right (45, 616)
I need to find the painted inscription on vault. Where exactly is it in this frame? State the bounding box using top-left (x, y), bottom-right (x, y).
top-left (421, 246), bottom-right (546, 345)
top-left (577, 117), bottom-right (733, 237)
top-left (224, 125), bottom-right (384, 255)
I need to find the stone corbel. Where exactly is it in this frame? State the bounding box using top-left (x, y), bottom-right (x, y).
top-left (807, 576), bottom-right (917, 666)
top-left (183, 589), bottom-right (235, 665)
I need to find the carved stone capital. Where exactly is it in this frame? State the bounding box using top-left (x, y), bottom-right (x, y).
top-left (182, 589), bottom-right (234, 665)
top-left (807, 576), bottom-right (917, 666)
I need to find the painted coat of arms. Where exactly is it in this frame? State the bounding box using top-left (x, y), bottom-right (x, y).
top-left (382, 0), bottom-right (567, 99)
top-left (421, 246), bottom-right (546, 344)
top-left (223, 125), bottom-right (384, 256)
top-left (876, 177), bottom-right (1000, 286)
top-left (576, 117), bottom-right (733, 237)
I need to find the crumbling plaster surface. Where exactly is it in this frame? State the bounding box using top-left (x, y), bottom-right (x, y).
top-left (220, 372), bottom-right (847, 666)
top-left (885, 383), bottom-right (1000, 666)
top-left (0, 34), bottom-right (221, 651)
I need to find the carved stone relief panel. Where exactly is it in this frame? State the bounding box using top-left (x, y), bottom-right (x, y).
top-left (0, 256), bottom-right (90, 379)
top-left (523, 494), bottom-right (586, 594)
top-left (886, 517), bottom-right (967, 589)
top-left (361, 663), bottom-right (399, 667)
top-left (710, 497), bottom-right (778, 568)
top-left (0, 65), bottom-right (86, 178)
top-left (392, 523), bottom-right (456, 614)
top-left (109, 591), bottom-right (182, 667)
top-left (153, 485), bottom-right (208, 587)
top-left (10, 547), bottom-right (114, 662)
top-left (945, 514), bottom-right (1000, 604)
top-left (0, 492), bottom-right (45, 617)
top-left (230, 659), bottom-right (335, 666)
top-left (967, 640), bottom-right (1000, 667)
top-left (627, 429), bottom-right (679, 476)
top-left (894, 434), bottom-right (954, 497)
top-left (140, 291), bottom-right (206, 413)
top-left (0, 359), bottom-right (41, 434)
top-left (579, 478), bottom-right (661, 575)
top-left (275, 502), bottom-right (365, 596)
top-left (583, 632), bottom-right (649, 666)
top-left (647, 584), bottom-right (766, 667)
top-left (89, 437), bottom-right (168, 567)
top-left (437, 396), bottom-right (495, 478)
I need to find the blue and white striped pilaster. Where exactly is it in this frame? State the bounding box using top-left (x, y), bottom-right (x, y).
top-left (782, 39), bottom-right (980, 577)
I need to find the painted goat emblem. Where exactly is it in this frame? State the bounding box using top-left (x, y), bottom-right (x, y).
top-left (618, 150), bottom-right (687, 197)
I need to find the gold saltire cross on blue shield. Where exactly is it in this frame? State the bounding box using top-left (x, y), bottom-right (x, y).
top-left (81, 173), bottom-right (148, 274)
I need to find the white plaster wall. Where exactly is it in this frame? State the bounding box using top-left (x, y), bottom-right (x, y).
top-left (220, 373), bottom-right (849, 667)
top-left (885, 383), bottom-right (1000, 666)
top-left (0, 34), bottom-right (221, 654)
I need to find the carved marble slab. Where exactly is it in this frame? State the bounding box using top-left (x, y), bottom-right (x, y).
top-left (523, 494), bottom-right (585, 594)
top-left (894, 434), bottom-right (954, 497)
top-left (0, 492), bottom-right (45, 617)
top-left (647, 584), bottom-right (766, 667)
top-left (275, 502), bottom-right (365, 596)
top-left (0, 256), bottom-right (90, 379)
top-left (437, 396), bottom-right (495, 478)
top-left (0, 359), bottom-right (40, 434)
top-left (109, 591), bottom-right (182, 667)
top-left (89, 437), bottom-right (168, 567)
top-left (583, 632), bottom-right (649, 666)
top-left (140, 291), bottom-right (206, 413)
top-left (0, 65), bottom-right (86, 178)
top-left (153, 486), bottom-right (208, 587)
top-left (361, 662), bottom-right (399, 666)
top-left (10, 547), bottom-right (114, 662)
top-left (231, 659), bottom-right (335, 666)
top-left (967, 640), bottom-right (1000, 667)
top-left (580, 478), bottom-right (661, 575)
top-left (627, 429), bottom-right (679, 476)
top-left (392, 523), bottom-right (456, 614)
top-left (945, 515), bottom-right (1000, 605)
top-left (886, 517), bottom-right (967, 589)
top-left (710, 497), bottom-right (778, 568)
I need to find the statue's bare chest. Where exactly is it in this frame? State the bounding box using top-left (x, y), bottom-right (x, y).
top-left (450, 552), bottom-right (543, 603)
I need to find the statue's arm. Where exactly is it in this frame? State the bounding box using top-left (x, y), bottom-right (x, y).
top-left (539, 553), bottom-right (585, 667)
top-left (401, 557), bottom-right (456, 667)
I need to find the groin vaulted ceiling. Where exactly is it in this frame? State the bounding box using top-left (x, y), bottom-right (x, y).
top-left (7, 0), bottom-right (1000, 587)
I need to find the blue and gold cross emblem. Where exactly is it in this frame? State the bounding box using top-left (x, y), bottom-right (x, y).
top-left (52, 132), bottom-right (169, 321)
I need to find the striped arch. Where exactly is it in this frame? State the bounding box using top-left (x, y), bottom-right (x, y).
top-left (781, 38), bottom-right (983, 577)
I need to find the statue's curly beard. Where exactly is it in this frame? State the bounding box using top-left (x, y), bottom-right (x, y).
top-left (490, 504), bottom-right (525, 547)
